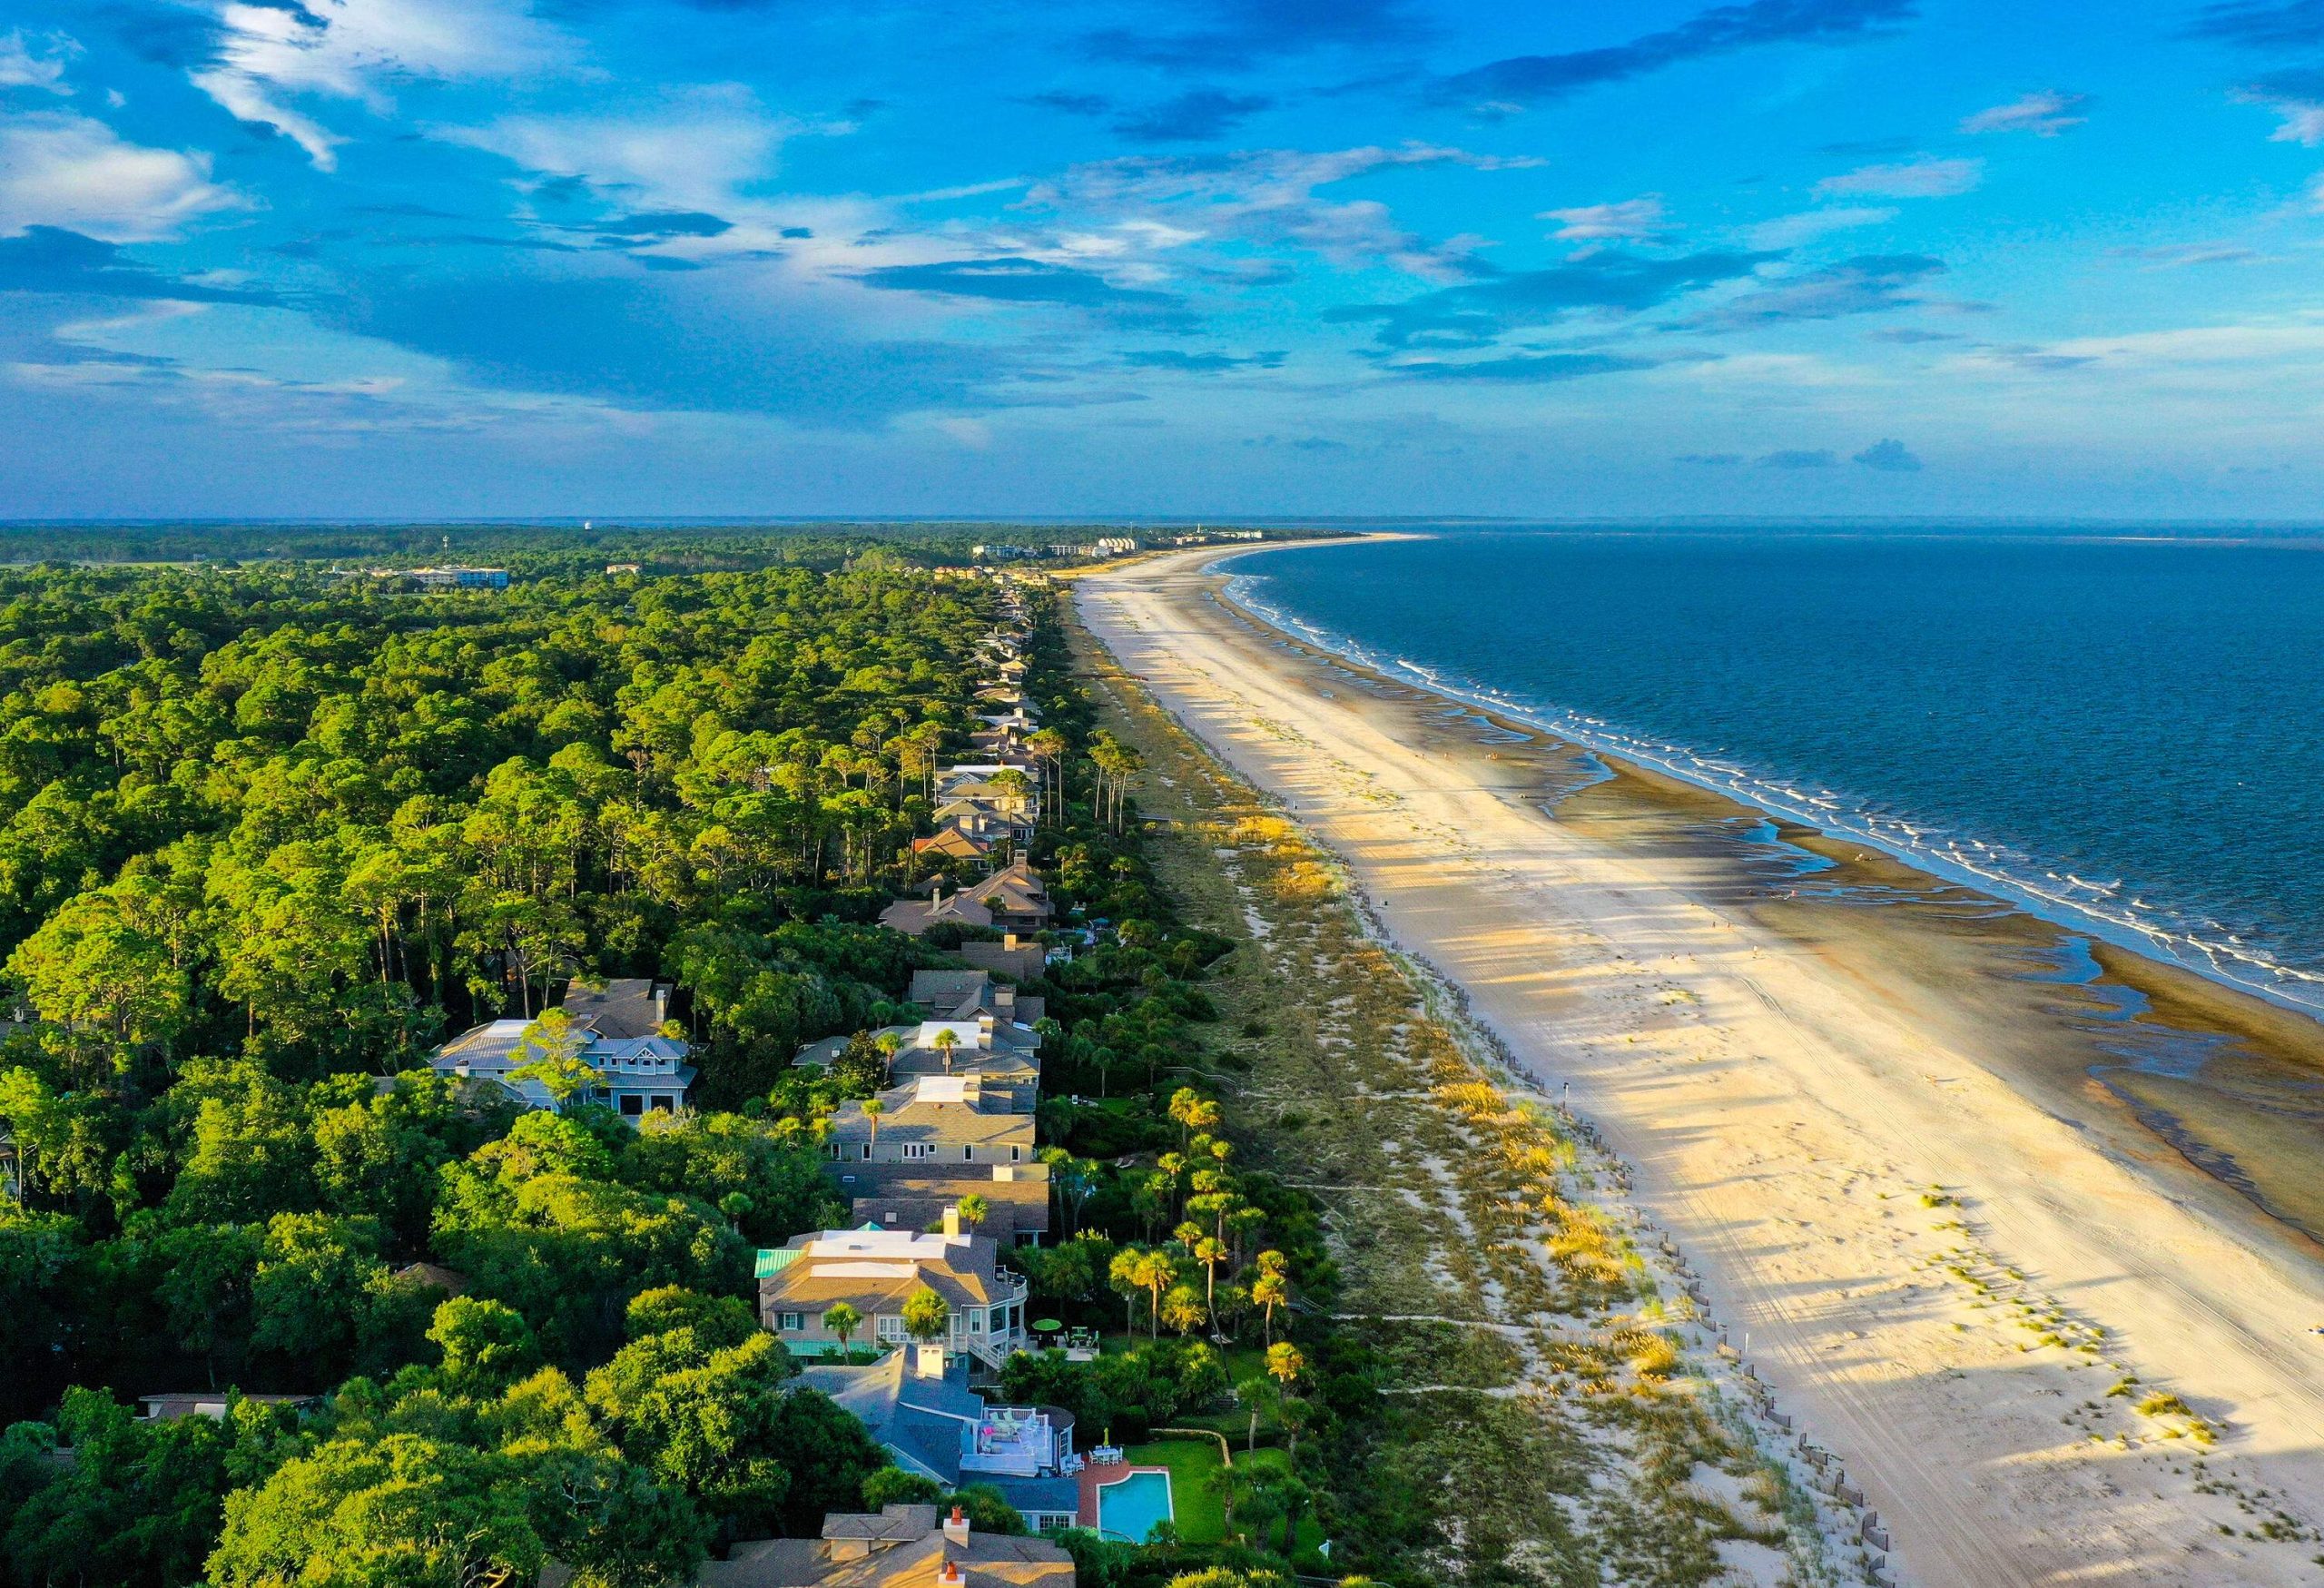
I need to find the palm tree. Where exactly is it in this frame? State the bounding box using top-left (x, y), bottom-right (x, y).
top-left (862, 1097), bottom-right (884, 1151)
top-left (1265, 1340), bottom-right (1305, 1390)
top-left (824, 1302), bottom-right (862, 1357)
top-left (1167, 1087), bottom-right (1221, 1149)
top-left (1136, 1249), bottom-right (1177, 1342)
top-left (931, 1026), bottom-right (960, 1074)
top-left (874, 1031), bottom-right (902, 1083)
top-left (956, 1193), bottom-right (989, 1234)
top-left (1266, 1342), bottom-right (1308, 1456)
top-left (1193, 1237), bottom-right (1229, 1340)
top-left (1253, 1254), bottom-right (1290, 1346)
top-left (1272, 1475), bottom-right (1314, 1555)
top-left (1235, 1375), bottom-right (1279, 1454)
top-left (1161, 1284), bottom-right (1206, 1338)
top-left (1108, 1248), bottom-right (1147, 1335)
top-left (902, 1287), bottom-right (950, 1350)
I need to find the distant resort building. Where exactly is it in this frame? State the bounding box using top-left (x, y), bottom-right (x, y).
top-left (408, 566), bottom-right (510, 589)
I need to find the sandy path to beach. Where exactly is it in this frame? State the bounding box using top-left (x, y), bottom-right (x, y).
top-left (1078, 546), bottom-right (2324, 1588)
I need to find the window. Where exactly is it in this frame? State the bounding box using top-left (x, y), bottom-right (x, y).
top-left (862, 1143), bottom-right (874, 1160)
top-left (824, 1142), bottom-right (842, 1159)
top-left (619, 1095), bottom-right (644, 1117)
top-left (876, 1314), bottom-right (907, 1343)
top-left (963, 1146), bottom-right (975, 1161)
top-left (967, 1308), bottom-right (985, 1334)
top-left (1009, 1145), bottom-right (1020, 1161)
top-left (649, 1095), bottom-right (674, 1112)
top-left (901, 1143), bottom-right (933, 1160)
top-left (776, 1312), bottom-right (803, 1332)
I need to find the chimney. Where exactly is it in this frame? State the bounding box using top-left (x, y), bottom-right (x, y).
top-left (936, 1563), bottom-right (964, 1587)
top-left (976, 1014), bottom-right (994, 1046)
top-left (1003, 932), bottom-right (1019, 950)
top-left (914, 1340), bottom-right (947, 1379)
top-left (942, 1506), bottom-right (970, 1549)
top-left (995, 986), bottom-right (1015, 1015)
top-left (941, 1205), bottom-right (961, 1238)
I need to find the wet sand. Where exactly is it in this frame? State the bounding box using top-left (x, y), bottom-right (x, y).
top-left (1077, 541), bottom-right (2324, 1588)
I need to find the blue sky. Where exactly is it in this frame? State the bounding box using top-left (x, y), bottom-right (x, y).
top-left (5, 0), bottom-right (2324, 519)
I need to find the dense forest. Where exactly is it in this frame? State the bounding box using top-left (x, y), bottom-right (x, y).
top-left (0, 538), bottom-right (1369, 1588)
top-left (0, 546), bottom-right (997, 1579)
top-left (0, 523), bottom-right (1164, 572)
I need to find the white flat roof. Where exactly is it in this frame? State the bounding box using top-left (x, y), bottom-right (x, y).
top-left (804, 1229), bottom-right (970, 1258)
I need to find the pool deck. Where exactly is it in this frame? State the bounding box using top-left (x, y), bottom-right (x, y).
top-left (1074, 1463), bottom-right (1173, 1534)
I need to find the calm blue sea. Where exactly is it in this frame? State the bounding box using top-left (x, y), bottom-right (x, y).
top-left (1226, 528), bottom-right (2324, 1016)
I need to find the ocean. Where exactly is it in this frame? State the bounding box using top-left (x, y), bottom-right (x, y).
top-left (1225, 528), bottom-right (2324, 1019)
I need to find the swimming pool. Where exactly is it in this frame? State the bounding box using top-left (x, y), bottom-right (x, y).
top-left (1095, 1468), bottom-right (1174, 1544)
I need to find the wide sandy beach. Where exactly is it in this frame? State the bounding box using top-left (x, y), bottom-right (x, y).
top-left (1078, 540), bottom-right (2324, 1588)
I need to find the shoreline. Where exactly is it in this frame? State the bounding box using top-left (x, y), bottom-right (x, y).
top-left (1192, 538), bottom-right (2324, 1252)
top-left (1075, 543), bottom-right (2324, 1587)
top-left (1200, 535), bottom-right (2324, 1027)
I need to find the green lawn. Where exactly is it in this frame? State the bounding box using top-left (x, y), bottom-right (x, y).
top-left (1119, 1438), bottom-right (1324, 1555)
top-left (1122, 1439), bottom-right (1226, 1544)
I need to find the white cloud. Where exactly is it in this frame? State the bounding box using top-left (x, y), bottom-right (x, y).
top-left (932, 416), bottom-right (992, 448)
top-left (0, 30), bottom-right (77, 93)
top-left (0, 111), bottom-right (241, 241)
top-left (191, 65), bottom-right (344, 170)
top-left (2109, 242), bottom-right (2264, 269)
top-left (448, 85), bottom-right (793, 213)
top-left (2238, 90), bottom-right (2324, 146)
top-left (1023, 143), bottom-right (1542, 281)
top-left (1945, 320), bottom-right (2324, 386)
top-left (1541, 195), bottom-right (1667, 242)
top-left (1816, 157), bottom-right (1983, 199)
top-left (1744, 206), bottom-right (1894, 249)
top-left (193, 0), bottom-right (567, 172)
top-left (1960, 91), bottom-right (2087, 137)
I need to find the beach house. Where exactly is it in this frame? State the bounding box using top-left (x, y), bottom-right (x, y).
top-left (826, 1074), bottom-right (1036, 1168)
top-left (880, 864), bottom-right (1049, 938)
top-left (701, 1504), bottom-right (1075, 1588)
top-left (956, 934), bottom-right (1046, 984)
top-left (797, 1355), bottom-right (1081, 1531)
top-left (832, 1162), bottom-right (1051, 1245)
top-left (962, 862), bottom-right (1052, 933)
top-left (908, 969), bottom-right (1044, 1028)
top-left (426, 981), bottom-right (696, 1121)
top-left (756, 1226), bottom-right (1031, 1368)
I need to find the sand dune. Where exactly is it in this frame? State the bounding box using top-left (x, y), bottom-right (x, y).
top-left (1078, 544), bottom-right (2324, 1588)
